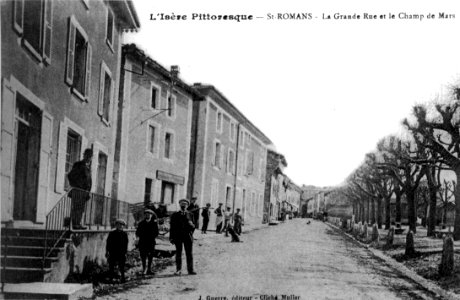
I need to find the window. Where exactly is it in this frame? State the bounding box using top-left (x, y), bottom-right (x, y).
top-left (66, 16), bottom-right (92, 101)
top-left (246, 151), bottom-right (254, 175)
top-left (237, 151), bottom-right (244, 176)
top-left (214, 142), bottom-right (222, 168)
top-left (226, 186), bottom-right (232, 207)
top-left (148, 125), bottom-right (156, 153)
top-left (211, 179), bottom-right (219, 207)
top-left (144, 178), bottom-right (153, 204)
top-left (227, 149), bottom-right (235, 175)
top-left (14, 0), bottom-right (52, 63)
top-left (96, 152), bottom-right (107, 195)
top-left (164, 132), bottom-right (173, 159)
top-left (216, 112), bottom-right (222, 133)
top-left (106, 6), bottom-right (114, 51)
top-left (230, 122), bottom-right (236, 142)
top-left (260, 159), bottom-right (266, 181)
top-left (167, 93), bottom-right (176, 117)
top-left (239, 130), bottom-right (245, 148)
top-left (64, 130), bottom-right (82, 191)
top-left (150, 83), bottom-right (160, 109)
top-left (98, 62), bottom-right (112, 123)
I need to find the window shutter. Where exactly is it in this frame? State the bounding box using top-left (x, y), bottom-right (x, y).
top-left (65, 17), bottom-right (76, 85)
top-left (1, 82), bottom-right (15, 220)
top-left (55, 122), bottom-right (67, 193)
top-left (36, 113), bottom-right (53, 223)
top-left (13, 0), bottom-right (24, 34)
top-left (98, 63), bottom-right (104, 116)
top-left (108, 78), bottom-right (114, 122)
top-left (85, 43), bottom-right (92, 100)
top-left (42, 0), bottom-right (52, 63)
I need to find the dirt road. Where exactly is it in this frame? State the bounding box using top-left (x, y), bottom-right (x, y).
top-left (99, 219), bottom-right (440, 300)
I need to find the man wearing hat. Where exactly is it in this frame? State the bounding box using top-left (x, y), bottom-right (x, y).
top-left (169, 198), bottom-right (196, 275)
top-left (187, 196), bottom-right (200, 230)
top-left (106, 219), bottom-right (128, 283)
top-left (135, 209), bottom-right (159, 275)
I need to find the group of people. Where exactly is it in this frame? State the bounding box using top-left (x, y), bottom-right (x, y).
top-left (68, 149), bottom-right (244, 282)
top-left (105, 198), bottom-right (246, 282)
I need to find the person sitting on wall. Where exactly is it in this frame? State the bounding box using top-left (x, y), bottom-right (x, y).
top-left (106, 219), bottom-right (128, 283)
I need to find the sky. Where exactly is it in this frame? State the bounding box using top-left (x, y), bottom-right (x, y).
top-left (125, 0), bottom-right (460, 188)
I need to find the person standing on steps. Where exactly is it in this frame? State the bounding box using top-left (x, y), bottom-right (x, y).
top-left (67, 148), bottom-right (93, 230)
top-left (169, 199), bottom-right (196, 275)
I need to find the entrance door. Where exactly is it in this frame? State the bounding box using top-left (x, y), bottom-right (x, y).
top-left (160, 181), bottom-right (175, 204)
top-left (13, 94), bottom-right (42, 221)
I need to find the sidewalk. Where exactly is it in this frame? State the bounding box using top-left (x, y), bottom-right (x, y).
top-left (326, 220), bottom-right (460, 300)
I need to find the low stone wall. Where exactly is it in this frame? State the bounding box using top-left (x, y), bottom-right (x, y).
top-left (45, 230), bottom-right (137, 283)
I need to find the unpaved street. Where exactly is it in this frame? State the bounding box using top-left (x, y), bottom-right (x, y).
top-left (99, 219), bottom-right (440, 300)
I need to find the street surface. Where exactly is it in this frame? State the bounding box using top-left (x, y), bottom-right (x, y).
top-left (99, 219), bottom-right (441, 300)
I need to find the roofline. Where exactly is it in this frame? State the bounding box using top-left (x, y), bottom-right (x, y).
top-left (193, 84), bottom-right (273, 145)
top-left (122, 44), bottom-right (204, 100)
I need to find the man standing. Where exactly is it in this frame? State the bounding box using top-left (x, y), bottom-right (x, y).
top-left (106, 219), bottom-right (128, 283)
top-left (223, 206), bottom-right (233, 237)
top-left (214, 203), bottom-right (223, 233)
top-left (67, 148), bottom-right (92, 229)
top-left (234, 208), bottom-right (243, 235)
top-left (201, 203), bottom-right (211, 234)
top-left (136, 209), bottom-right (159, 275)
top-left (187, 196), bottom-right (200, 230)
top-left (169, 199), bottom-right (196, 275)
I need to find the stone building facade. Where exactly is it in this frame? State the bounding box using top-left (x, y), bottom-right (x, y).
top-left (1, 0), bottom-right (139, 225)
top-left (188, 84), bottom-right (272, 230)
top-left (113, 44), bottom-right (201, 212)
top-left (263, 149), bottom-right (288, 222)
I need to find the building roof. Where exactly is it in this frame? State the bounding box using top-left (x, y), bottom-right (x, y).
top-left (193, 84), bottom-right (272, 145)
top-left (110, 1), bottom-right (140, 30)
top-left (122, 44), bottom-right (204, 100)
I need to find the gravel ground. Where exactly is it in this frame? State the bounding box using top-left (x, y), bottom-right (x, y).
top-left (96, 219), bottom-right (440, 300)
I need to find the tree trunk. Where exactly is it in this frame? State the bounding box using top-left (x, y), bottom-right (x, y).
top-left (407, 189), bottom-right (417, 233)
top-left (367, 198), bottom-right (370, 224)
top-left (395, 191), bottom-right (402, 224)
top-left (427, 182), bottom-right (437, 236)
top-left (385, 196), bottom-right (391, 229)
top-left (454, 171), bottom-right (460, 241)
top-left (371, 197), bottom-right (376, 225)
top-left (377, 197), bottom-right (383, 229)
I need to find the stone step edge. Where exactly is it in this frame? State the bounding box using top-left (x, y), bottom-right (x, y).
top-left (327, 222), bottom-right (460, 300)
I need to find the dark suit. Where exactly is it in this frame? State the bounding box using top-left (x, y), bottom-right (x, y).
top-left (106, 229), bottom-right (128, 280)
top-left (67, 160), bottom-right (92, 227)
top-left (136, 218), bottom-right (159, 271)
top-left (169, 210), bottom-right (195, 273)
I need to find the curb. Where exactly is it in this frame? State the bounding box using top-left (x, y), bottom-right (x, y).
top-left (326, 222), bottom-right (460, 300)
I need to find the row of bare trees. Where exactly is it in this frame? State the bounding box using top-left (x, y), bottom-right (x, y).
top-left (342, 86), bottom-right (460, 240)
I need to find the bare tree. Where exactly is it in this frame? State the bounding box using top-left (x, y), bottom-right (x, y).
top-left (404, 87), bottom-right (460, 239)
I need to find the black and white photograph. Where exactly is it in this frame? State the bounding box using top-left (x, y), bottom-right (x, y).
top-left (1, 0), bottom-right (460, 299)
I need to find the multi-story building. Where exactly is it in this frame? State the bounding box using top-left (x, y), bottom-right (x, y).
top-left (189, 84), bottom-right (272, 230)
top-left (285, 180), bottom-right (302, 217)
top-left (1, 0), bottom-right (139, 225)
top-left (263, 149), bottom-right (288, 222)
top-left (113, 44), bottom-right (202, 212)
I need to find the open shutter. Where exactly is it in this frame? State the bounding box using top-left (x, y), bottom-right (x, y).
top-left (42, 0), bottom-right (52, 63)
top-left (98, 63), bottom-right (104, 116)
top-left (13, 0), bottom-right (24, 34)
top-left (65, 17), bottom-right (76, 86)
top-left (55, 122), bottom-right (67, 193)
top-left (108, 78), bottom-right (114, 123)
top-left (1, 81), bottom-right (16, 221)
top-left (36, 113), bottom-right (53, 223)
top-left (85, 43), bottom-right (92, 100)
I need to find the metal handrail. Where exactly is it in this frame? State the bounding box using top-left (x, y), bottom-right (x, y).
top-left (42, 189), bottom-right (152, 270)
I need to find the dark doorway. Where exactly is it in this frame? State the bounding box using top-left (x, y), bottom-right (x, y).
top-left (160, 181), bottom-right (174, 204)
top-left (13, 94), bottom-right (42, 221)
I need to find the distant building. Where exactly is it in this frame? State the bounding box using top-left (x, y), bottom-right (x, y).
top-left (113, 44), bottom-right (202, 212)
top-left (189, 84), bottom-right (272, 230)
top-left (263, 149), bottom-right (287, 222)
